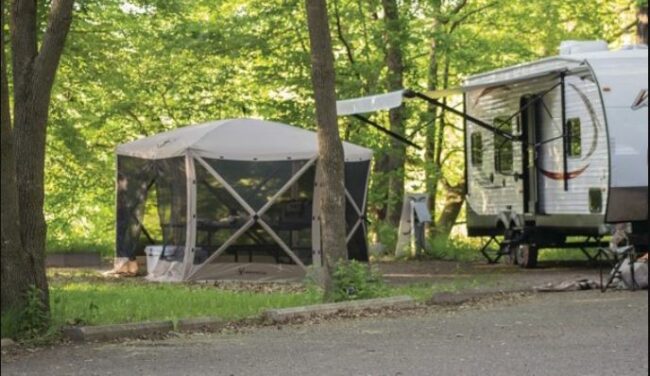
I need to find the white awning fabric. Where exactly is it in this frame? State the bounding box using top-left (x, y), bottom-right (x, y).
top-left (116, 118), bottom-right (373, 162)
top-left (336, 90), bottom-right (405, 116)
top-left (336, 88), bottom-right (464, 117)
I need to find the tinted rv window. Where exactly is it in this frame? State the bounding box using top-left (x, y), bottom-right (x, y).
top-left (471, 132), bottom-right (483, 167)
top-left (567, 118), bottom-right (581, 157)
top-left (494, 117), bottom-right (513, 174)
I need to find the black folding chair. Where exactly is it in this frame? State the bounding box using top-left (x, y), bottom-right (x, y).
top-left (600, 244), bottom-right (638, 292)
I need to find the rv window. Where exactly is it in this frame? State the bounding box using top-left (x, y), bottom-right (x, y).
top-left (494, 117), bottom-right (513, 174)
top-left (471, 132), bottom-right (483, 168)
top-left (567, 118), bottom-right (582, 157)
top-left (589, 188), bottom-right (602, 213)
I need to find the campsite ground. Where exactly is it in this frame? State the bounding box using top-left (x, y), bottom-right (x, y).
top-left (2, 289), bottom-right (647, 376)
top-left (377, 258), bottom-right (606, 290)
top-left (3, 259), bottom-right (648, 375)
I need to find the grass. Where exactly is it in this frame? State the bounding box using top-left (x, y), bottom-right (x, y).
top-left (386, 275), bottom-right (497, 301)
top-left (51, 283), bottom-right (322, 326)
top-left (420, 236), bottom-right (489, 263)
top-left (1, 260), bottom-right (504, 341)
top-left (46, 271), bottom-right (322, 328)
top-left (538, 248), bottom-right (594, 262)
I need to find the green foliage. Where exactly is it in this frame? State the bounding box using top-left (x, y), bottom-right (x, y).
top-left (0, 309), bottom-right (22, 339)
top-left (372, 221), bottom-right (399, 254)
top-left (330, 260), bottom-right (388, 302)
top-left (49, 279), bottom-right (322, 326)
top-left (425, 236), bottom-right (485, 262)
top-left (36, 0), bottom-right (640, 254)
top-left (0, 286), bottom-right (50, 340)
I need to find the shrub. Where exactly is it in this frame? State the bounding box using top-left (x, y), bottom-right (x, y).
top-left (424, 236), bottom-right (484, 262)
top-left (330, 260), bottom-right (387, 302)
top-left (0, 285), bottom-right (50, 340)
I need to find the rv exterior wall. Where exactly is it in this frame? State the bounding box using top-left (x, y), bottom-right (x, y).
top-left (587, 55), bottom-right (649, 223)
top-left (465, 70), bottom-right (609, 233)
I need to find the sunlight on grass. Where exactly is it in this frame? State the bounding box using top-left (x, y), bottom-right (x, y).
top-left (38, 267), bottom-right (501, 331)
top-left (386, 274), bottom-right (498, 301)
top-left (49, 281), bottom-right (322, 326)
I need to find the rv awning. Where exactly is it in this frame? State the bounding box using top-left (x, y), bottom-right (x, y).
top-left (462, 66), bottom-right (590, 90)
top-left (337, 89), bottom-right (518, 142)
top-left (336, 90), bottom-right (406, 116)
top-left (336, 88), bottom-right (463, 116)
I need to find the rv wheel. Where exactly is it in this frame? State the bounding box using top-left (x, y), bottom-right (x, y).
top-left (504, 243), bottom-right (518, 265)
top-left (516, 244), bottom-right (538, 269)
top-left (502, 228), bottom-right (521, 265)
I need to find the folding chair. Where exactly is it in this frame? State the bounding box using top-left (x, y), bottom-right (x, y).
top-left (600, 244), bottom-right (638, 292)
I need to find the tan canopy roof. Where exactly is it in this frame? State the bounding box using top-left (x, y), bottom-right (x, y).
top-left (116, 118), bottom-right (373, 161)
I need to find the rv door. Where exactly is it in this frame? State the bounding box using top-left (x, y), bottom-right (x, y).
top-left (520, 95), bottom-right (542, 215)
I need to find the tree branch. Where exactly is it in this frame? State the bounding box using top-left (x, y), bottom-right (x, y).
top-left (450, 1), bottom-right (499, 34)
top-left (608, 19), bottom-right (638, 41)
top-left (333, 0), bottom-right (356, 67)
top-left (34, 0), bottom-right (75, 103)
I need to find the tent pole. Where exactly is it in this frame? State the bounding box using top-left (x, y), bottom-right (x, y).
top-left (182, 152), bottom-right (198, 280)
top-left (311, 162), bottom-right (323, 271)
top-left (194, 155), bottom-right (256, 216)
top-left (257, 156), bottom-right (318, 216)
top-left (186, 219), bottom-right (256, 280)
top-left (344, 189), bottom-right (362, 217)
top-left (257, 219), bottom-right (307, 270)
top-left (344, 189), bottom-right (363, 244)
top-left (191, 155), bottom-right (319, 278)
top-left (346, 221), bottom-right (362, 244)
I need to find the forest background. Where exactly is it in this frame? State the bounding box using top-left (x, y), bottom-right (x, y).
top-left (28, 0), bottom-right (646, 257)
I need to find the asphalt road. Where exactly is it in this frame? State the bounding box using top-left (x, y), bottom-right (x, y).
top-left (2, 290), bottom-right (648, 376)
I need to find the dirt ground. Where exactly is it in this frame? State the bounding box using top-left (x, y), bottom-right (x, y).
top-left (377, 258), bottom-right (607, 291)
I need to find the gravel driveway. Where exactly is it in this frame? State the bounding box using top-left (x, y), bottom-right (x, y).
top-left (2, 290), bottom-right (647, 376)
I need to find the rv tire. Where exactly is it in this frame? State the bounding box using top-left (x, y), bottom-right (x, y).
top-left (516, 244), bottom-right (538, 269)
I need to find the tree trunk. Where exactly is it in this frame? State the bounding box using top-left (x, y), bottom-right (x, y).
top-left (381, 0), bottom-right (406, 227)
top-left (425, 4), bottom-right (441, 223)
top-left (434, 180), bottom-right (465, 240)
top-left (638, 6), bottom-right (648, 45)
top-left (1, 0), bottom-right (75, 317)
top-left (305, 0), bottom-right (348, 299)
top-left (1, 0), bottom-right (32, 314)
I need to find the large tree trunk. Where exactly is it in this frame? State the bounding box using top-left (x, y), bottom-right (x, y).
top-left (425, 2), bottom-right (441, 223)
top-left (305, 0), bottom-right (348, 299)
top-left (1, 0), bottom-right (32, 314)
top-left (638, 6), bottom-right (648, 44)
top-left (434, 180), bottom-right (465, 240)
top-left (381, 0), bottom-right (406, 227)
top-left (1, 0), bottom-right (74, 317)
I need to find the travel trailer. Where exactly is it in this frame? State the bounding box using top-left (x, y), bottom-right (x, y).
top-left (336, 41), bottom-right (648, 267)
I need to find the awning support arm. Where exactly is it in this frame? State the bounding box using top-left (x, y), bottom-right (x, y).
top-left (404, 90), bottom-right (520, 142)
top-left (560, 72), bottom-right (569, 191)
top-left (352, 114), bottom-right (422, 150)
top-left (498, 81), bottom-right (562, 127)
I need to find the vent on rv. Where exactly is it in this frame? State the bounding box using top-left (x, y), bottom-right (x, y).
top-left (559, 40), bottom-right (609, 55)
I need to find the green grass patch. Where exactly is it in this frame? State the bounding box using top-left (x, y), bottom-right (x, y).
top-left (49, 279), bottom-right (322, 327)
top-left (538, 248), bottom-right (591, 262)
top-left (3, 266), bottom-right (502, 341)
top-left (424, 236), bottom-right (486, 262)
top-left (386, 274), bottom-right (500, 302)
